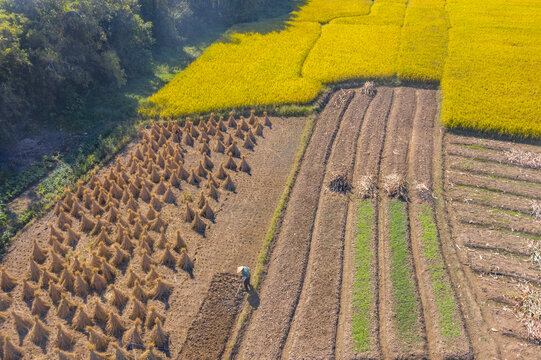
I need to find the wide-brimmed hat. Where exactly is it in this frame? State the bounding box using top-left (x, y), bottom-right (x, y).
top-left (236, 266), bottom-right (243, 273)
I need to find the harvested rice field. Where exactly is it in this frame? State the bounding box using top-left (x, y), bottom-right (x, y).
top-left (2, 86), bottom-right (540, 359)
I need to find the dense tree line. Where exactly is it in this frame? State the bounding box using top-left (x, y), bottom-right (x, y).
top-left (0, 0), bottom-right (290, 143)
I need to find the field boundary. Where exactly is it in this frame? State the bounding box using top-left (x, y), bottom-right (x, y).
top-left (222, 113), bottom-right (317, 359)
top-left (433, 116), bottom-right (501, 358)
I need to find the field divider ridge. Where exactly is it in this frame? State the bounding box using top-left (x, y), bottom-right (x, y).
top-left (234, 90), bottom-right (354, 359)
top-left (283, 90), bottom-right (373, 359)
top-left (406, 89), bottom-right (472, 359)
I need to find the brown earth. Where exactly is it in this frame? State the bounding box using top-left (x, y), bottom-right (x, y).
top-left (452, 202), bottom-right (541, 236)
top-left (0, 114), bottom-right (305, 359)
top-left (284, 90), bottom-right (372, 359)
top-left (235, 90), bottom-right (354, 359)
top-left (443, 132), bottom-right (541, 359)
top-left (407, 90), bottom-right (471, 359)
top-left (178, 273), bottom-right (244, 360)
top-left (338, 87), bottom-right (394, 360)
top-left (377, 87), bottom-right (427, 359)
top-left (447, 186), bottom-right (534, 215)
top-left (456, 225), bottom-right (536, 257)
top-left (447, 170), bottom-right (541, 200)
top-left (448, 155), bottom-right (541, 184)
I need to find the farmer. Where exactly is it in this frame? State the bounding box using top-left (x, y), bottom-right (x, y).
top-left (237, 265), bottom-right (251, 292)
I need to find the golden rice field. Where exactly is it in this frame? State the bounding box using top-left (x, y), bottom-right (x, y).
top-left (142, 0), bottom-right (541, 138)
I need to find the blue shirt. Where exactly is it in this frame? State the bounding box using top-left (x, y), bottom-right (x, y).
top-left (241, 266), bottom-right (250, 279)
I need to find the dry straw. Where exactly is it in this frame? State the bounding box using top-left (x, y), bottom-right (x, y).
top-left (123, 318), bottom-right (144, 349)
top-left (31, 292), bottom-right (51, 315)
top-left (73, 305), bottom-right (93, 331)
top-left (132, 280), bottom-right (149, 302)
top-left (239, 155), bottom-right (250, 173)
top-left (0, 267), bottom-right (17, 291)
top-left (151, 318), bottom-right (168, 348)
top-left (93, 299), bottom-right (109, 323)
top-left (3, 335), bottom-right (23, 360)
top-left (191, 211), bottom-right (206, 233)
top-left (29, 315), bottom-right (50, 344)
top-left (87, 327), bottom-right (111, 352)
top-left (126, 268), bottom-right (141, 288)
top-left (129, 296), bottom-right (147, 321)
top-left (11, 310), bottom-right (32, 333)
top-left (106, 311), bottom-right (127, 337)
top-left (146, 305), bottom-right (165, 328)
top-left (222, 175), bottom-right (235, 191)
top-left (55, 348), bottom-right (77, 360)
top-left (178, 249), bottom-right (193, 273)
top-left (150, 278), bottom-right (173, 300)
top-left (109, 284), bottom-right (129, 309)
top-left (28, 259), bottom-right (42, 281)
top-left (55, 323), bottom-right (75, 349)
top-left (56, 293), bottom-right (75, 319)
top-left (48, 280), bottom-right (63, 303)
top-left (40, 268), bottom-right (59, 289)
top-left (159, 245), bottom-right (176, 266)
top-left (22, 278), bottom-right (38, 301)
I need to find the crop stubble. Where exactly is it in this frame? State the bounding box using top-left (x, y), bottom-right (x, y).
top-left (236, 91), bottom-right (354, 359)
top-left (443, 132), bottom-right (541, 358)
top-left (284, 91), bottom-right (372, 359)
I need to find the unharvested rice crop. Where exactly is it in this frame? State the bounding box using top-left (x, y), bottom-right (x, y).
top-left (302, 24), bottom-right (401, 83)
top-left (293, 0), bottom-right (372, 23)
top-left (397, 0), bottom-right (448, 82)
top-left (441, 0), bottom-right (541, 137)
top-left (143, 0), bottom-right (541, 138)
top-left (141, 22), bottom-right (322, 118)
top-left (331, 2), bottom-right (406, 26)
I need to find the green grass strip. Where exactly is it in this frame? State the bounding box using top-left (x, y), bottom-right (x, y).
top-left (352, 200), bottom-right (375, 352)
top-left (418, 205), bottom-right (462, 339)
top-left (388, 200), bottom-right (421, 348)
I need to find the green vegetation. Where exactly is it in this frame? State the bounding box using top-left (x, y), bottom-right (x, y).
top-left (352, 200), bottom-right (376, 352)
top-left (0, 121), bottom-right (137, 251)
top-left (418, 205), bottom-right (462, 339)
top-left (388, 200), bottom-right (421, 348)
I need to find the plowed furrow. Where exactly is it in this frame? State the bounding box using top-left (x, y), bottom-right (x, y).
top-left (448, 186), bottom-right (535, 215)
top-left (448, 155), bottom-right (541, 184)
top-left (456, 225), bottom-right (536, 256)
top-left (338, 88), bottom-right (395, 360)
top-left (447, 134), bottom-right (541, 154)
top-left (285, 91), bottom-right (373, 359)
top-left (452, 202), bottom-right (541, 237)
top-left (236, 91), bottom-right (354, 359)
top-left (408, 89), bottom-right (471, 359)
top-left (468, 252), bottom-right (541, 285)
top-left (447, 170), bottom-right (541, 200)
top-left (379, 88), bottom-right (428, 358)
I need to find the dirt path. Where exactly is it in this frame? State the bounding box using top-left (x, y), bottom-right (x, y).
top-left (235, 91), bottom-right (354, 359)
top-left (284, 91), bottom-right (372, 359)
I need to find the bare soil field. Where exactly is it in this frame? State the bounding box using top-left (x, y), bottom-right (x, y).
top-left (2, 84), bottom-right (540, 360)
top-left (0, 113), bottom-right (305, 359)
top-left (443, 132), bottom-right (541, 359)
